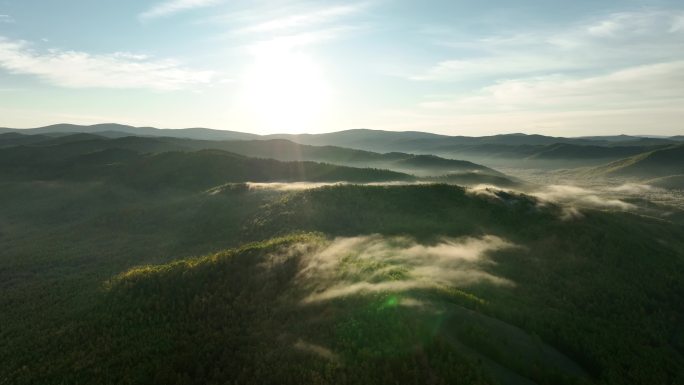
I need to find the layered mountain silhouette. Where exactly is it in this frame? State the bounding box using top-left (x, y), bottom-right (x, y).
top-left (0, 132), bottom-right (518, 187)
top-left (3, 124), bottom-right (682, 170)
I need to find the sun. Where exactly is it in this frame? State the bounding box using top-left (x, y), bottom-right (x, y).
top-left (242, 43), bottom-right (330, 134)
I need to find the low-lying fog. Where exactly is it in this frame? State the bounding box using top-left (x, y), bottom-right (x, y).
top-left (292, 235), bottom-right (517, 304)
top-left (239, 175), bottom-right (684, 219)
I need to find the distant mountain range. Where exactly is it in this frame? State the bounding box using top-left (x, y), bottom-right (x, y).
top-left (0, 132), bottom-right (524, 189)
top-left (0, 131), bottom-right (508, 177)
top-left (2, 123), bottom-right (681, 148)
top-left (0, 123), bottom-right (259, 141)
top-left (3, 123), bottom-right (682, 169)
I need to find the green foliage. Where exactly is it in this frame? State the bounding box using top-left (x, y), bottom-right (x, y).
top-left (0, 142), bottom-right (415, 190)
top-left (1, 179), bottom-right (684, 385)
top-left (580, 144), bottom-right (684, 179)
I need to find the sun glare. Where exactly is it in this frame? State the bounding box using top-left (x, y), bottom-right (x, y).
top-left (242, 43), bottom-right (330, 133)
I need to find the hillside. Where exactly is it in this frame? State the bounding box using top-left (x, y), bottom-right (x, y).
top-left (214, 140), bottom-right (500, 175)
top-left (429, 143), bottom-right (671, 169)
top-left (0, 133), bottom-right (505, 177)
top-left (0, 132), bottom-right (53, 147)
top-left (111, 150), bottom-right (414, 190)
top-left (647, 175), bottom-right (684, 190)
top-left (0, 141), bottom-right (414, 190)
top-left (428, 172), bottom-right (522, 187)
top-left (526, 143), bottom-right (664, 161)
top-left (582, 145), bottom-right (684, 179)
top-left (2, 183), bottom-right (683, 384)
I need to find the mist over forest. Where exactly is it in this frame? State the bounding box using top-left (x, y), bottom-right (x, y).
top-left (2, 0), bottom-right (684, 384)
top-left (1, 125), bottom-right (683, 385)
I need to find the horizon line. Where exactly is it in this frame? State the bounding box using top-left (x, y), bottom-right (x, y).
top-left (1, 122), bottom-right (681, 139)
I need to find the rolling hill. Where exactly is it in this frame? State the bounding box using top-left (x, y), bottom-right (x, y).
top-left (3, 124), bottom-right (681, 151)
top-left (581, 144), bottom-right (684, 179)
top-left (0, 132), bottom-right (507, 179)
top-left (2, 183), bottom-right (683, 384)
top-left (0, 141), bottom-right (414, 190)
top-left (4, 124), bottom-right (682, 171)
top-left (647, 175), bottom-right (684, 190)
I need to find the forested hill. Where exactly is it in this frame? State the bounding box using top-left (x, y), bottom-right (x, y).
top-left (580, 144), bottom-right (684, 179)
top-left (2, 183), bottom-right (683, 384)
top-left (0, 140), bottom-right (413, 190)
top-left (0, 132), bottom-right (503, 177)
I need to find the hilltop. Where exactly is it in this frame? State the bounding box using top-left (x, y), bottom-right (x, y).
top-left (2, 183), bottom-right (683, 384)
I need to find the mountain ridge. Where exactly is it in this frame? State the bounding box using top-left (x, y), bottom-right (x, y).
top-left (3, 123), bottom-right (683, 146)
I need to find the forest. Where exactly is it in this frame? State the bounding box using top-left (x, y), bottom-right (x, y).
top-left (1, 168), bottom-right (683, 384)
top-left (3, 1), bottom-right (684, 382)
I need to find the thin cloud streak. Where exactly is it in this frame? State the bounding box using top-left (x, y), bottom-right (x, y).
top-left (0, 37), bottom-right (215, 90)
top-left (413, 10), bottom-right (684, 82)
top-left (420, 61), bottom-right (684, 112)
top-left (139, 0), bottom-right (222, 20)
top-left (384, 9), bottom-right (684, 135)
top-left (236, 4), bottom-right (368, 35)
top-left (246, 26), bottom-right (365, 53)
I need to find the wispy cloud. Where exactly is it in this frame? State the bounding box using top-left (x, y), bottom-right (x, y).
top-left (236, 4), bottom-right (368, 35)
top-left (533, 185), bottom-right (636, 211)
top-left (467, 184), bottom-right (637, 221)
top-left (420, 61), bottom-right (684, 112)
top-left (0, 15), bottom-right (14, 23)
top-left (297, 235), bottom-right (516, 304)
top-left (0, 37), bottom-right (215, 90)
top-left (139, 0), bottom-right (222, 21)
top-left (380, 9), bottom-right (684, 135)
top-left (413, 10), bottom-right (684, 82)
top-left (246, 26), bottom-right (363, 54)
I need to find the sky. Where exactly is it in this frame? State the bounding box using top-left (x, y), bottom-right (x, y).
top-left (0, 0), bottom-right (683, 136)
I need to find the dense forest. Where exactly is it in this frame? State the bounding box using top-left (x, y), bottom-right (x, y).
top-left (2, 129), bottom-right (684, 384)
top-left (2, 179), bottom-right (683, 384)
top-left (4, 0), bottom-right (684, 381)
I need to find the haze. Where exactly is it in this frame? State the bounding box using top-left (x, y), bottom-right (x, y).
top-left (1, 0), bottom-right (683, 135)
top-left (2, 2), bottom-right (684, 385)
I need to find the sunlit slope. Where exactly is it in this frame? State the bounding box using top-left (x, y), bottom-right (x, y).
top-left (89, 233), bottom-right (587, 385)
top-left (580, 144), bottom-right (684, 179)
top-left (82, 234), bottom-right (497, 385)
top-left (647, 175), bottom-right (684, 190)
top-left (430, 143), bottom-right (673, 169)
top-left (524, 143), bottom-right (666, 162)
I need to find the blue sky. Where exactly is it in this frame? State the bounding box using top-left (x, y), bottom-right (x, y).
top-left (0, 0), bottom-right (683, 135)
